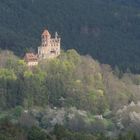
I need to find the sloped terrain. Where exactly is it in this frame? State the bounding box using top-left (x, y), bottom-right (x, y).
top-left (0, 0), bottom-right (140, 72)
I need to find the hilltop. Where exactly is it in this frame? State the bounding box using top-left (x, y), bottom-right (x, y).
top-left (0, 49), bottom-right (140, 139)
top-left (1, 0), bottom-right (140, 72)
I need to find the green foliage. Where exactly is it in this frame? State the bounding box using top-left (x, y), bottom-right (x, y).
top-left (0, 49), bottom-right (138, 113)
top-left (0, 121), bottom-right (139, 140)
top-left (0, 49), bottom-right (140, 139)
top-left (54, 124), bottom-right (66, 140)
top-left (0, 119), bottom-right (26, 140)
top-left (28, 126), bottom-right (48, 140)
top-left (117, 132), bottom-right (138, 140)
top-left (53, 124), bottom-right (107, 140)
top-left (0, 69), bottom-right (17, 80)
top-left (12, 106), bottom-right (23, 118)
top-left (1, 1), bottom-right (140, 72)
top-left (23, 68), bottom-right (48, 108)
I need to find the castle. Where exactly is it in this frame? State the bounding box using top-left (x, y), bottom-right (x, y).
top-left (38, 29), bottom-right (61, 59)
top-left (24, 29), bottom-right (61, 67)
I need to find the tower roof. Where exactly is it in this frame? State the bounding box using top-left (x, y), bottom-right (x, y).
top-left (42, 29), bottom-right (51, 37)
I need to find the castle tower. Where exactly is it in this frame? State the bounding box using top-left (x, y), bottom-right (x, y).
top-left (38, 29), bottom-right (61, 59)
top-left (41, 29), bottom-right (51, 47)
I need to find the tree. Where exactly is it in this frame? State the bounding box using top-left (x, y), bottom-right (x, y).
top-left (28, 126), bottom-right (48, 140)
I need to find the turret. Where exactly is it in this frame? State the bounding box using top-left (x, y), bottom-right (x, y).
top-left (41, 29), bottom-right (51, 47)
top-left (55, 32), bottom-right (58, 39)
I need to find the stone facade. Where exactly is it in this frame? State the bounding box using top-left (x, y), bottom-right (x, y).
top-left (38, 29), bottom-right (61, 59)
top-left (24, 29), bottom-right (61, 66)
top-left (24, 53), bottom-right (38, 67)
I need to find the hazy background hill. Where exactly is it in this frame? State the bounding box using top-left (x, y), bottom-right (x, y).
top-left (1, 0), bottom-right (140, 72)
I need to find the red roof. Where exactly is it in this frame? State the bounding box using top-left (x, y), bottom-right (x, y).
top-left (24, 53), bottom-right (38, 62)
top-left (42, 29), bottom-right (51, 37)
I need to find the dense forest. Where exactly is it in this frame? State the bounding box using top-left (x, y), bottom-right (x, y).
top-left (1, 0), bottom-right (140, 139)
top-left (0, 49), bottom-right (140, 139)
top-left (1, 0), bottom-right (140, 72)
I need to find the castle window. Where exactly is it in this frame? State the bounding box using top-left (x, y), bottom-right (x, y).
top-left (50, 50), bottom-right (56, 54)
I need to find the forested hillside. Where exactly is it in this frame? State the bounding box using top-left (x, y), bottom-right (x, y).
top-left (0, 49), bottom-right (140, 139)
top-left (1, 0), bottom-right (140, 72)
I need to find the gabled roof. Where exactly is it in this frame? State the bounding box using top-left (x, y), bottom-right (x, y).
top-left (42, 29), bottom-right (51, 37)
top-left (24, 53), bottom-right (38, 62)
